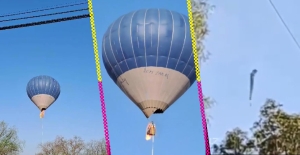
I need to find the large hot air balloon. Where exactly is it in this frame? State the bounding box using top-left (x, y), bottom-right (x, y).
top-left (102, 8), bottom-right (195, 118)
top-left (26, 75), bottom-right (60, 118)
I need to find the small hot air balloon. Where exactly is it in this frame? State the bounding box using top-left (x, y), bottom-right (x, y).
top-left (102, 8), bottom-right (195, 118)
top-left (26, 75), bottom-right (60, 118)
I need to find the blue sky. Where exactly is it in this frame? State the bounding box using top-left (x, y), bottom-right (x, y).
top-left (0, 0), bottom-right (205, 155)
top-left (202, 0), bottom-right (300, 146)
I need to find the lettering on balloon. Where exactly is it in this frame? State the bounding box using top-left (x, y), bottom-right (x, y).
top-left (143, 68), bottom-right (169, 79)
top-left (118, 78), bottom-right (129, 85)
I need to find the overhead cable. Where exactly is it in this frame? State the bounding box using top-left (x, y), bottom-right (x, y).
top-left (0, 0), bottom-right (87, 18)
top-left (268, 0), bottom-right (300, 50)
top-left (0, 14), bottom-right (90, 31)
top-left (0, 8), bottom-right (88, 23)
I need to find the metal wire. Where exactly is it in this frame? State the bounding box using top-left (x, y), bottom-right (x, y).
top-left (0, 8), bottom-right (88, 23)
top-left (0, 1), bottom-right (87, 18)
top-left (0, 14), bottom-right (90, 31)
top-left (268, 0), bottom-right (300, 50)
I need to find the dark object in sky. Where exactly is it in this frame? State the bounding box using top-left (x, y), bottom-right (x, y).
top-left (249, 69), bottom-right (257, 100)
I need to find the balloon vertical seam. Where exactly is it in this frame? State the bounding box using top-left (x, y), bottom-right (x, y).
top-left (87, 1), bottom-right (111, 155)
top-left (186, 1), bottom-right (210, 155)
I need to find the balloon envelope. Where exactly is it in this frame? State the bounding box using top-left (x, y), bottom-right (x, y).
top-left (102, 8), bottom-right (195, 118)
top-left (26, 75), bottom-right (60, 110)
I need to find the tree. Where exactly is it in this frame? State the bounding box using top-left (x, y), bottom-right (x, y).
top-left (0, 121), bottom-right (24, 155)
top-left (83, 139), bottom-right (106, 155)
top-left (37, 136), bottom-right (107, 155)
top-left (191, 0), bottom-right (214, 64)
top-left (213, 99), bottom-right (300, 155)
top-left (203, 96), bottom-right (216, 124)
top-left (191, 0), bottom-right (215, 123)
top-left (251, 99), bottom-right (300, 155)
top-left (212, 128), bottom-right (255, 155)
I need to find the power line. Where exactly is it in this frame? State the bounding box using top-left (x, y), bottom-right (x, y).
top-left (0, 1), bottom-right (87, 18)
top-left (268, 0), bottom-right (300, 50)
top-left (0, 8), bottom-right (88, 23)
top-left (0, 14), bottom-right (90, 31)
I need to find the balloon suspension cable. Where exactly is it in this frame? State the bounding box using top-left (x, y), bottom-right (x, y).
top-left (41, 117), bottom-right (44, 145)
top-left (40, 110), bottom-right (45, 145)
top-left (151, 137), bottom-right (154, 155)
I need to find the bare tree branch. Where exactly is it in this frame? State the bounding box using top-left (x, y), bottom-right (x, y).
top-left (37, 136), bottom-right (107, 155)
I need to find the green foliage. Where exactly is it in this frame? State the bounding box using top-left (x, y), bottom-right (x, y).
top-left (191, 0), bottom-right (214, 63)
top-left (213, 99), bottom-right (300, 155)
top-left (191, 0), bottom-right (215, 124)
top-left (203, 96), bottom-right (216, 124)
top-left (0, 121), bottom-right (24, 155)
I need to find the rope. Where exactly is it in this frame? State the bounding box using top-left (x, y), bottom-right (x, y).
top-left (87, 0), bottom-right (111, 155)
top-left (0, 14), bottom-right (89, 31)
top-left (0, 8), bottom-right (88, 23)
top-left (0, 1), bottom-right (87, 18)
